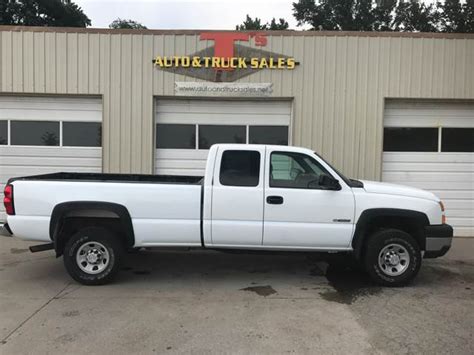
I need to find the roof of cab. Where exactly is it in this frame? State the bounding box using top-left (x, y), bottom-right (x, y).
top-left (211, 143), bottom-right (313, 154)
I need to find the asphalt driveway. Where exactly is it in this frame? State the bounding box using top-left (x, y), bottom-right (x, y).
top-left (1, 236), bottom-right (473, 354)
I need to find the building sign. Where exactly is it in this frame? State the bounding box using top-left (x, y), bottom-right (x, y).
top-left (154, 56), bottom-right (295, 70)
top-left (153, 32), bottom-right (297, 82)
top-left (175, 82), bottom-right (273, 97)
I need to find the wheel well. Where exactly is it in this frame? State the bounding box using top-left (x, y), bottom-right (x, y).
top-left (365, 215), bottom-right (425, 247)
top-left (55, 217), bottom-right (129, 257)
top-left (50, 202), bottom-right (135, 256)
top-left (352, 209), bottom-right (428, 260)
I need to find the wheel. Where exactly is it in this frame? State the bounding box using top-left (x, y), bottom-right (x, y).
top-left (63, 227), bottom-right (123, 285)
top-left (364, 229), bottom-right (421, 287)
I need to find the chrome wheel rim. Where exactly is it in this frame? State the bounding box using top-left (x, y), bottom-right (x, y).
top-left (378, 243), bottom-right (410, 276)
top-left (76, 241), bottom-right (110, 274)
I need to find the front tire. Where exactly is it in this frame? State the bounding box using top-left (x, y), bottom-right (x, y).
top-left (364, 229), bottom-right (421, 287)
top-left (63, 227), bottom-right (123, 285)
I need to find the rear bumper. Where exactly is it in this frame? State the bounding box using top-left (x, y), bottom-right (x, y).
top-left (0, 223), bottom-right (13, 237)
top-left (424, 224), bottom-right (453, 258)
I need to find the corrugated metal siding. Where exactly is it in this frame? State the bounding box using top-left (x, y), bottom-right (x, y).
top-left (0, 29), bottom-right (473, 179)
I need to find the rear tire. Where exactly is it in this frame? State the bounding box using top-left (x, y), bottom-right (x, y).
top-left (364, 229), bottom-right (421, 287)
top-left (63, 227), bottom-right (123, 285)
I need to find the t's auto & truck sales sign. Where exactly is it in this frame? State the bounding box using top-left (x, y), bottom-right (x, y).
top-left (153, 32), bottom-right (297, 82)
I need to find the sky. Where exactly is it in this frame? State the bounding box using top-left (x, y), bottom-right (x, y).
top-left (74, 0), bottom-right (301, 30)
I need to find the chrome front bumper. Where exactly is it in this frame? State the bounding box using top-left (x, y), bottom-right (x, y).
top-left (0, 223), bottom-right (13, 237)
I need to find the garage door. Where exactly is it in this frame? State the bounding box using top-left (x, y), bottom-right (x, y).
top-left (155, 99), bottom-right (291, 176)
top-left (382, 100), bottom-right (474, 237)
top-left (0, 96), bottom-right (102, 221)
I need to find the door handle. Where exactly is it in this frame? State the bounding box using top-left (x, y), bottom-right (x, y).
top-left (266, 196), bottom-right (284, 205)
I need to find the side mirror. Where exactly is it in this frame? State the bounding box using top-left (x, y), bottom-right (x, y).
top-left (318, 174), bottom-right (341, 190)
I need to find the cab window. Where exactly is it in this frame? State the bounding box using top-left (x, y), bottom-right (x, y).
top-left (270, 152), bottom-right (330, 189)
top-left (220, 150), bottom-right (260, 187)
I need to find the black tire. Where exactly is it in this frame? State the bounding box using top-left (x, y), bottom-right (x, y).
top-left (364, 229), bottom-right (421, 287)
top-left (63, 227), bottom-right (123, 285)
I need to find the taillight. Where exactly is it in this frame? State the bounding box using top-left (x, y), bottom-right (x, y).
top-left (3, 184), bottom-right (15, 215)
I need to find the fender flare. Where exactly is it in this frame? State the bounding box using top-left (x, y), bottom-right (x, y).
top-left (352, 208), bottom-right (429, 260)
top-left (50, 201), bottom-right (135, 254)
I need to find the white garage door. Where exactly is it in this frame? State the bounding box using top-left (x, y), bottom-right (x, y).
top-left (0, 96), bottom-right (102, 221)
top-left (382, 100), bottom-right (474, 237)
top-left (155, 99), bottom-right (291, 176)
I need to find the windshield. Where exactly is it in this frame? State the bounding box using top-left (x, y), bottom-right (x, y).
top-left (313, 152), bottom-right (363, 188)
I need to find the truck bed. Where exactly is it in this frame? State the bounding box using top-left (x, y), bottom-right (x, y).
top-left (7, 173), bottom-right (204, 245)
top-left (8, 172), bottom-right (203, 185)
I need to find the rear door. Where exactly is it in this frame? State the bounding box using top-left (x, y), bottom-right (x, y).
top-left (210, 146), bottom-right (265, 246)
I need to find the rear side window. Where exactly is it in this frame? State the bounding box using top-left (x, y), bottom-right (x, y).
top-left (219, 150), bottom-right (260, 187)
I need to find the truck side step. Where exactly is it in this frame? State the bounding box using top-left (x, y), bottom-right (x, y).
top-left (29, 243), bottom-right (54, 253)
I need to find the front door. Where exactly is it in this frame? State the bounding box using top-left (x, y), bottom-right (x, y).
top-left (211, 146), bottom-right (265, 246)
top-left (263, 149), bottom-right (355, 249)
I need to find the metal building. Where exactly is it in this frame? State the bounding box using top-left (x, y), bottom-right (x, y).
top-left (0, 27), bottom-right (473, 236)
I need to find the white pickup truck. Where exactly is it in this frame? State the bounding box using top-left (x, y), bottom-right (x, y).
top-left (2, 144), bottom-right (453, 286)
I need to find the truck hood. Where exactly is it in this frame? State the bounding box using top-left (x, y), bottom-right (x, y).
top-left (360, 180), bottom-right (439, 202)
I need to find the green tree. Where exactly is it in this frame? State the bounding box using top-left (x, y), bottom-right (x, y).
top-left (236, 15), bottom-right (266, 30)
top-left (109, 18), bottom-right (147, 29)
top-left (236, 14), bottom-right (290, 30)
top-left (371, 0), bottom-right (397, 31)
top-left (393, 0), bottom-right (439, 32)
top-left (466, 0), bottom-right (474, 32)
top-left (0, 0), bottom-right (90, 27)
top-left (439, 0), bottom-right (474, 33)
top-left (354, 0), bottom-right (376, 31)
top-left (268, 18), bottom-right (290, 30)
top-left (292, 0), bottom-right (450, 32)
top-left (293, 0), bottom-right (351, 30)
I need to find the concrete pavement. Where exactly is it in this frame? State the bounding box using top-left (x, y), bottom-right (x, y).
top-left (1, 236), bottom-right (473, 354)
